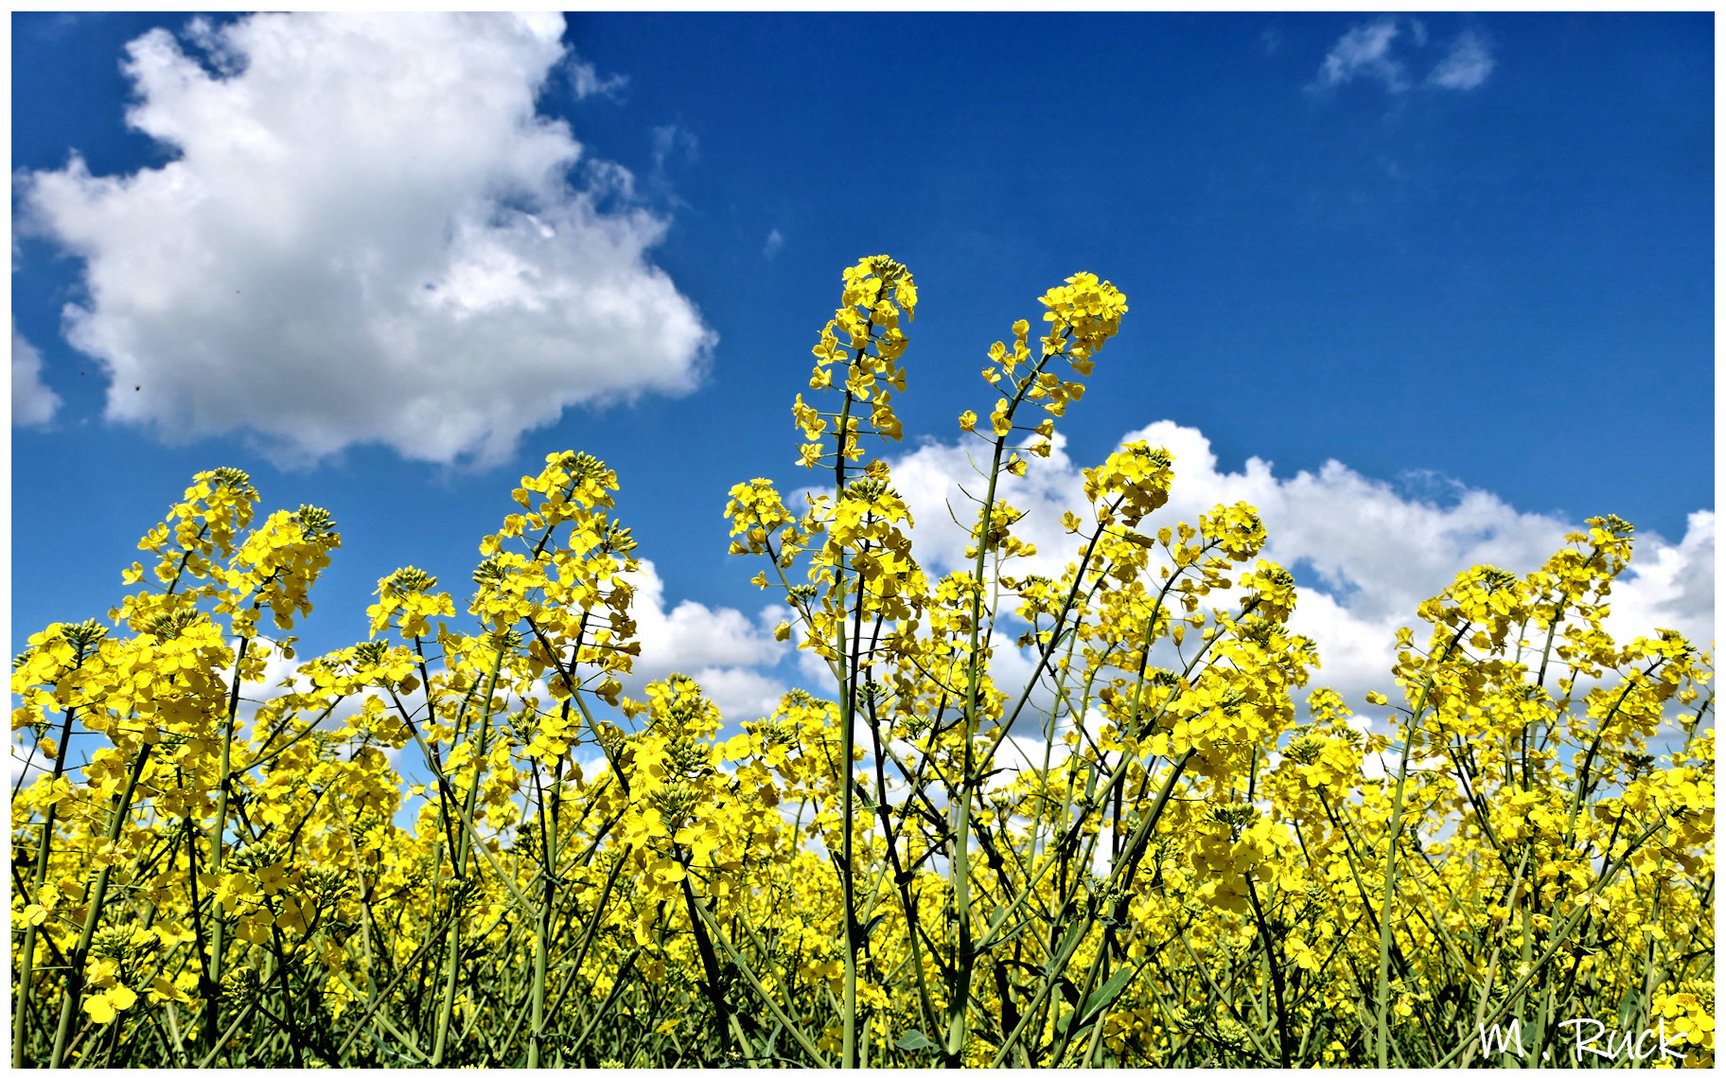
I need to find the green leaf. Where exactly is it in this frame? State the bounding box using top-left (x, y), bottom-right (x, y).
top-left (896, 1029), bottom-right (936, 1052)
top-left (1056, 976), bottom-right (1082, 1005)
top-left (1077, 964), bottom-right (1138, 1030)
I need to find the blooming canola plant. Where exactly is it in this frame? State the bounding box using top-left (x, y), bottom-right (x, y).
top-left (11, 258), bottom-right (1714, 1067)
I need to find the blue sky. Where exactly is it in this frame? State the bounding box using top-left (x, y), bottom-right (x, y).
top-left (9, 12), bottom-right (1715, 726)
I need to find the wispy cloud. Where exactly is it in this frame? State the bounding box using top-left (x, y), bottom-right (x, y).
top-left (1314, 17), bottom-right (1411, 93)
top-left (1427, 30), bottom-right (1496, 91)
top-left (622, 559), bottom-right (791, 724)
top-left (566, 53), bottom-right (627, 101)
top-left (1313, 17), bottom-right (1494, 95)
top-left (651, 124), bottom-right (699, 176)
top-left (20, 13), bottom-right (715, 467)
top-left (11, 326), bottom-right (61, 428)
top-left (762, 228), bottom-right (784, 260)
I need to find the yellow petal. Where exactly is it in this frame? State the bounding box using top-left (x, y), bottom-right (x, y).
top-left (82, 994), bottom-right (116, 1025)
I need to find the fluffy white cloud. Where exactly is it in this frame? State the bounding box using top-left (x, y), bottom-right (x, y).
top-left (21, 13), bottom-right (714, 466)
top-left (1603, 510), bottom-right (1715, 649)
top-left (880, 421), bottom-right (1713, 716)
top-left (989, 732), bottom-right (1075, 793)
top-left (11, 326), bottom-right (61, 428)
top-left (1427, 31), bottom-right (1496, 91)
top-left (623, 559), bottom-right (792, 724)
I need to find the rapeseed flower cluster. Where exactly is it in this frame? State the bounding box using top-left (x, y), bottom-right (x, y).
top-left (11, 260), bottom-right (1712, 1068)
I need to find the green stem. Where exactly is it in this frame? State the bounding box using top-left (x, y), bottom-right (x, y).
top-left (13, 693), bottom-right (84, 1066)
top-left (831, 543), bottom-right (860, 1067)
top-left (947, 423), bottom-right (1012, 1062)
top-left (526, 757), bottom-right (558, 1068)
top-left (49, 743), bottom-right (154, 1068)
top-left (430, 640), bottom-right (505, 1065)
top-left (1374, 621), bottom-right (1468, 1065)
top-left (989, 749), bottom-right (1192, 1067)
top-left (686, 891), bottom-right (832, 1066)
top-left (202, 630), bottom-right (254, 1050)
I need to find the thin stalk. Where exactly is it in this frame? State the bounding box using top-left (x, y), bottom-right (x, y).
top-left (834, 562), bottom-right (860, 1067)
top-left (685, 892), bottom-right (831, 1066)
top-left (827, 344), bottom-right (866, 1068)
top-left (48, 743), bottom-right (153, 1068)
top-left (989, 748), bottom-right (1192, 1066)
top-left (429, 640), bottom-right (505, 1065)
top-left (526, 756), bottom-right (559, 1068)
top-left (1245, 872), bottom-right (1293, 1067)
top-left (13, 690), bottom-right (85, 1066)
top-left (1374, 621), bottom-right (1468, 1065)
top-left (947, 423), bottom-right (1011, 1061)
top-left (202, 628), bottom-right (256, 1050)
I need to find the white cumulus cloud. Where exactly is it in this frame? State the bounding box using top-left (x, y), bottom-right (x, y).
top-left (623, 559), bottom-right (792, 724)
top-left (878, 422), bottom-right (1713, 716)
top-left (11, 326), bottom-right (62, 428)
top-left (20, 12), bottom-right (714, 466)
top-left (1602, 510), bottom-right (1715, 649)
